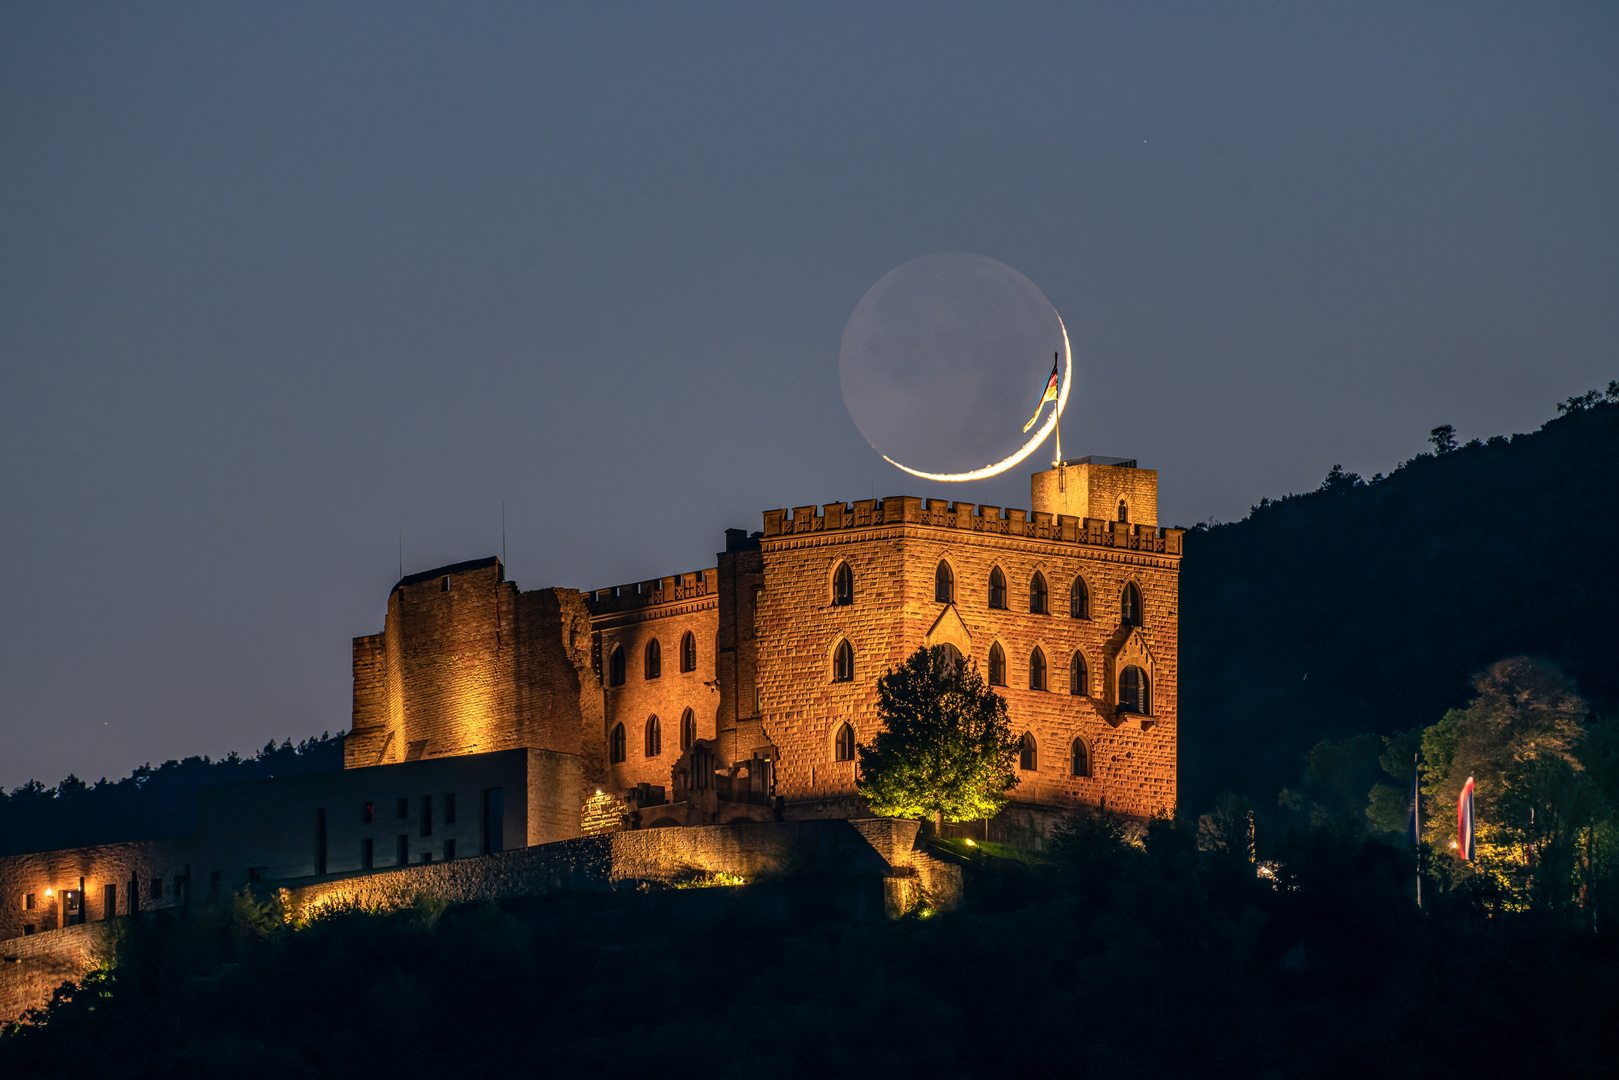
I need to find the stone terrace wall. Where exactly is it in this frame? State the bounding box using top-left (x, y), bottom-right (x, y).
top-left (285, 818), bottom-right (949, 921)
top-left (0, 922), bottom-right (115, 1024)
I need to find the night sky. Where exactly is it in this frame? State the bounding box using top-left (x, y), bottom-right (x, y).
top-left (2, 4), bottom-right (1615, 791)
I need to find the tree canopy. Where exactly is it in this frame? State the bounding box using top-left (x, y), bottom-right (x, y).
top-left (857, 645), bottom-right (1020, 827)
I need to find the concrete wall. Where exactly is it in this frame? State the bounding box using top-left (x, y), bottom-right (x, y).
top-left (191, 748), bottom-right (581, 890)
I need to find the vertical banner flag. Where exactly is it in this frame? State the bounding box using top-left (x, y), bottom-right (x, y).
top-left (1023, 353), bottom-right (1061, 433)
top-left (1457, 776), bottom-right (1476, 861)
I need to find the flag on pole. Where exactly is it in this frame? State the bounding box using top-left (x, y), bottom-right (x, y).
top-left (1457, 776), bottom-right (1476, 861)
top-left (1023, 354), bottom-right (1061, 432)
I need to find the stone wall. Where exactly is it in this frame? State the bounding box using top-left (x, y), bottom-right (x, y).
top-left (0, 840), bottom-right (184, 943)
top-left (587, 570), bottom-right (721, 797)
top-left (751, 467), bottom-right (1181, 820)
top-left (0, 922), bottom-right (115, 1025)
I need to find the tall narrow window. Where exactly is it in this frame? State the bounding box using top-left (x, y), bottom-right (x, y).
top-left (988, 643), bottom-right (1006, 686)
top-left (833, 639), bottom-right (855, 683)
top-left (1070, 577), bottom-right (1089, 619)
top-left (1120, 665), bottom-right (1150, 714)
top-left (608, 644), bottom-right (626, 687)
top-left (832, 562), bottom-right (854, 606)
top-left (937, 643), bottom-right (962, 680)
top-left (1121, 583), bottom-right (1142, 627)
top-left (1029, 647), bottom-right (1047, 691)
top-left (397, 835), bottom-right (409, 866)
top-left (1029, 572), bottom-right (1048, 614)
top-left (443, 793), bottom-right (455, 825)
top-left (1117, 500), bottom-right (1128, 523)
top-left (645, 715), bottom-right (662, 758)
top-left (1071, 739), bottom-right (1090, 778)
top-left (989, 567), bottom-right (1007, 610)
top-left (1070, 652), bottom-right (1088, 696)
top-left (360, 838), bottom-right (374, 869)
top-left (1019, 732), bottom-right (1037, 772)
top-left (396, 797), bottom-right (409, 820)
top-left (482, 788), bottom-right (504, 855)
top-left (316, 808), bottom-right (328, 875)
top-left (420, 796), bottom-right (433, 837)
top-left (680, 708), bottom-right (696, 751)
top-left (645, 639), bottom-right (661, 680)
top-left (362, 801), bottom-right (374, 824)
top-left (610, 723), bottom-right (627, 763)
top-left (443, 838), bottom-right (456, 862)
top-left (834, 722), bottom-right (856, 762)
top-left (935, 561), bottom-right (954, 604)
top-left (680, 631), bottom-right (697, 673)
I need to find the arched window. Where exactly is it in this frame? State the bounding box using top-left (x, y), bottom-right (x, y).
top-left (609, 723), bottom-right (626, 764)
top-left (645, 715), bottom-right (662, 758)
top-left (1120, 665), bottom-right (1150, 714)
top-left (1019, 732), bottom-right (1037, 772)
top-left (833, 639), bottom-right (855, 683)
top-left (680, 708), bottom-right (696, 751)
top-left (1029, 647), bottom-right (1047, 691)
top-left (935, 561), bottom-right (954, 604)
top-left (936, 642), bottom-right (962, 680)
top-left (1070, 651), bottom-right (1088, 696)
top-left (1121, 583), bottom-right (1142, 627)
top-left (1071, 738), bottom-right (1090, 778)
top-left (1029, 572), bottom-right (1048, 614)
top-left (1070, 577), bottom-right (1089, 619)
top-left (679, 631), bottom-right (697, 673)
top-left (834, 722), bottom-right (856, 762)
top-left (988, 642), bottom-right (1006, 686)
top-left (1117, 500), bottom-right (1128, 523)
top-left (608, 645), bottom-right (626, 687)
top-left (832, 562), bottom-right (853, 606)
top-left (644, 639), bottom-right (661, 680)
top-left (988, 567), bottom-right (1007, 610)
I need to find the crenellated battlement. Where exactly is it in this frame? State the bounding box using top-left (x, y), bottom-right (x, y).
top-left (760, 498), bottom-right (1184, 556)
top-left (585, 568), bottom-right (718, 614)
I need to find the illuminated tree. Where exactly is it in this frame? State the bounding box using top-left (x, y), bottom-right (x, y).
top-left (857, 645), bottom-right (1021, 832)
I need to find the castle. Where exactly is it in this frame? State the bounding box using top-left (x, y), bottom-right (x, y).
top-left (1, 458), bottom-right (1180, 951)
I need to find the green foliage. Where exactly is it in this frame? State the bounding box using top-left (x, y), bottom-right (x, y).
top-left (8, 817), bottom-right (1616, 1079)
top-left (1180, 397), bottom-right (1619, 811)
top-left (856, 645), bottom-right (1020, 825)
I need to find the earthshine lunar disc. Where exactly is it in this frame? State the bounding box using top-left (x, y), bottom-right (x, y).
top-left (839, 253), bottom-right (1071, 481)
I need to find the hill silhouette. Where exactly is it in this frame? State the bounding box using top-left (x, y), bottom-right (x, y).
top-left (1180, 387), bottom-right (1619, 810)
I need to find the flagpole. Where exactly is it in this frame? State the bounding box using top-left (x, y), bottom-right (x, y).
top-left (1414, 751), bottom-right (1422, 910)
top-left (1053, 351), bottom-right (1063, 467)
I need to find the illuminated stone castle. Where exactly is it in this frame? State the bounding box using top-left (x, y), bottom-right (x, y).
top-left (0, 459), bottom-right (1179, 957)
top-left (345, 458), bottom-right (1182, 830)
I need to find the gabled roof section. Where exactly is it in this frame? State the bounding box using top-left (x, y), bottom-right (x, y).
top-left (925, 604), bottom-right (973, 654)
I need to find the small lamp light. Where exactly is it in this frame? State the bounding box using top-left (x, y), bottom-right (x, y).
top-left (45, 888), bottom-right (54, 897)
top-left (965, 839), bottom-right (976, 847)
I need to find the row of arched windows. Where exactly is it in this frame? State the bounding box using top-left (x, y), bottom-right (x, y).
top-left (1019, 731), bottom-right (1092, 777)
top-left (606, 632), bottom-right (700, 688)
top-left (936, 562), bottom-right (1142, 626)
top-left (826, 637), bottom-right (1149, 712)
top-left (608, 708), bottom-right (701, 764)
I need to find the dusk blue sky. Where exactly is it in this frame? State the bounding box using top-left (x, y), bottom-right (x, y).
top-left (2, 4), bottom-right (1615, 790)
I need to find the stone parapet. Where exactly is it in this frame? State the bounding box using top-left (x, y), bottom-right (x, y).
top-left (761, 500), bottom-right (1183, 556)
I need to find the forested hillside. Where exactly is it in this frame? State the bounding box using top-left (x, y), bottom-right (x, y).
top-left (1180, 387), bottom-right (1619, 810)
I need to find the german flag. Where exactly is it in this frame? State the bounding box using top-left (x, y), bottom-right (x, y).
top-left (1022, 352), bottom-right (1060, 432)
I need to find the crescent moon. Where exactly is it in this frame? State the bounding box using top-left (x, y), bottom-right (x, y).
top-left (880, 311), bottom-right (1073, 482)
